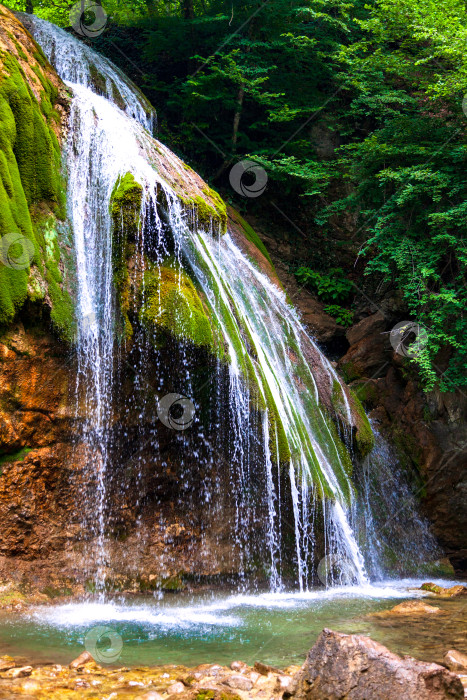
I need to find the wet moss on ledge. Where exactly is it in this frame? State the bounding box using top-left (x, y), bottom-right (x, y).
top-left (349, 388), bottom-right (375, 458)
top-left (0, 46), bottom-right (73, 338)
top-left (139, 262), bottom-right (220, 352)
top-left (110, 172), bottom-right (143, 340)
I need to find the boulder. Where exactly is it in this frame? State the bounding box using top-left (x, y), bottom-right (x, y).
top-left (444, 650), bottom-right (467, 673)
top-left (346, 312), bottom-right (386, 347)
top-left (290, 628), bottom-right (464, 699)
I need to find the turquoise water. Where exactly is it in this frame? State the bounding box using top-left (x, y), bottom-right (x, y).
top-left (0, 580), bottom-right (465, 668)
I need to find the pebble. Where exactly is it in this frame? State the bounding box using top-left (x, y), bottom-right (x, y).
top-left (231, 660), bottom-right (249, 673)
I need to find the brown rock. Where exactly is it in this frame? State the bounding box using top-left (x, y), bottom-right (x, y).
top-left (5, 665), bottom-right (33, 678)
top-left (254, 661), bottom-right (283, 675)
top-left (346, 311), bottom-right (386, 346)
top-left (69, 651), bottom-right (94, 668)
top-left (230, 660), bottom-right (249, 673)
top-left (421, 583), bottom-right (467, 597)
top-left (223, 674), bottom-right (254, 691)
top-left (0, 655), bottom-right (15, 672)
top-left (369, 600), bottom-right (441, 617)
top-left (444, 650), bottom-right (467, 673)
top-left (167, 681), bottom-right (185, 694)
top-left (292, 628), bottom-right (464, 699)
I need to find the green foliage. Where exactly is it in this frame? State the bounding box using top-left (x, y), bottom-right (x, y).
top-left (12, 0), bottom-right (467, 389)
top-left (324, 304), bottom-right (354, 326)
top-left (295, 267), bottom-right (353, 302)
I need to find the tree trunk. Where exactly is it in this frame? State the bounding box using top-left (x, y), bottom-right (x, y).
top-left (183, 0), bottom-right (195, 20)
top-left (231, 85), bottom-right (245, 152)
top-left (25, 0), bottom-right (33, 13)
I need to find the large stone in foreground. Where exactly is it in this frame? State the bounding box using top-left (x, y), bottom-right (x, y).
top-left (290, 628), bottom-right (464, 700)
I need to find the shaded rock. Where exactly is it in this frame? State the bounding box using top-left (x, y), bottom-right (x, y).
top-left (346, 311), bottom-right (386, 347)
top-left (369, 600), bottom-right (441, 617)
top-left (69, 651), bottom-right (94, 668)
top-left (421, 583), bottom-right (467, 597)
top-left (291, 628), bottom-right (464, 699)
top-left (444, 650), bottom-right (467, 673)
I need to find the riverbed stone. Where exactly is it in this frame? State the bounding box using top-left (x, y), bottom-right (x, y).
top-left (224, 674), bottom-right (254, 691)
top-left (421, 582), bottom-right (467, 597)
top-left (5, 665), bottom-right (33, 678)
top-left (444, 650), bottom-right (467, 673)
top-left (168, 681), bottom-right (186, 693)
top-left (290, 628), bottom-right (464, 699)
top-left (369, 600), bottom-right (442, 617)
top-left (69, 650), bottom-right (94, 668)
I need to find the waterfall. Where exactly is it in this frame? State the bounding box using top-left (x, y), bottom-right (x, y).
top-left (29, 16), bottom-right (369, 591)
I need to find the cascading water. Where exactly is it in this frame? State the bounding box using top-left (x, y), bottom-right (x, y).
top-left (29, 16), bottom-right (370, 592)
top-left (354, 427), bottom-right (440, 579)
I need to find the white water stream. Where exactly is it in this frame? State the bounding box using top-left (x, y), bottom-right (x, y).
top-left (30, 16), bottom-right (369, 591)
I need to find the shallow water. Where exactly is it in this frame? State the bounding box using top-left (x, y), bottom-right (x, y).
top-left (0, 579), bottom-right (465, 669)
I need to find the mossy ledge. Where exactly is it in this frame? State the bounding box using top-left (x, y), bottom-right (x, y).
top-left (139, 261), bottom-right (223, 354)
top-left (110, 171), bottom-right (143, 340)
top-left (0, 6), bottom-right (73, 339)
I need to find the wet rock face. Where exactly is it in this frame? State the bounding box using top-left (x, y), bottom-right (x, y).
top-left (291, 628), bottom-right (464, 700)
top-left (336, 309), bottom-right (467, 575)
top-left (0, 323), bottom-right (272, 591)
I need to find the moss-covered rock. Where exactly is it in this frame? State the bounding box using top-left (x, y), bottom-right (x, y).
top-left (0, 6), bottom-right (73, 339)
top-left (110, 172), bottom-right (143, 340)
top-left (139, 261), bottom-right (220, 351)
top-left (348, 388), bottom-right (375, 458)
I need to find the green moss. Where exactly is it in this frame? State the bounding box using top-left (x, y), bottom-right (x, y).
top-left (110, 172), bottom-right (143, 340)
top-left (89, 62), bottom-right (107, 94)
top-left (0, 447), bottom-right (31, 470)
top-left (0, 50), bottom-right (72, 332)
top-left (230, 208), bottom-right (273, 266)
top-left (41, 585), bottom-right (73, 599)
top-left (340, 361), bottom-right (362, 383)
top-left (139, 262), bottom-right (220, 351)
top-left (201, 185), bottom-right (227, 231)
top-left (348, 389), bottom-right (375, 458)
top-left (350, 380), bottom-right (378, 407)
top-left (180, 186), bottom-right (227, 234)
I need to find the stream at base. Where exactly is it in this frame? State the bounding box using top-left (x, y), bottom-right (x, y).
top-left (0, 579), bottom-right (465, 669)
